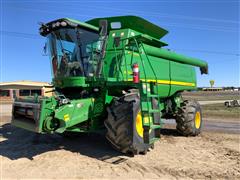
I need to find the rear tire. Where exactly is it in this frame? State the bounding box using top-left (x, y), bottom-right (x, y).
top-left (224, 101), bottom-right (230, 107)
top-left (176, 100), bottom-right (202, 136)
top-left (104, 93), bottom-right (151, 155)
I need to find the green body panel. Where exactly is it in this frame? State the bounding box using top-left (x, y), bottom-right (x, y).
top-left (54, 98), bottom-right (94, 133)
top-left (12, 16), bottom-right (208, 143)
top-left (120, 50), bottom-right (171, 97)
top-left (86, 15), bottom-right (168, 39)
top-left (102, 47), bottom-right (196, 97)
top-left (53, 77), bottom-right (89, 88)
top-left (142, 44), bottom-right (208, 73)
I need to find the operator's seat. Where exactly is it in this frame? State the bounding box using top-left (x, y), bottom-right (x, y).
top-left (71, 45), bottom-right (95, 77)
top-left (59, 55), bottom-right (68, 76)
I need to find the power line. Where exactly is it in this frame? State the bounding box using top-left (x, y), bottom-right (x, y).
top-left (4, 6), bottom-right (93, 18)
top-left (0, 30), bottom-right (41, 39)
top-left (160, 22), bottom-right (237, 32)
top-left (1, 30), bottom-right (239, 57)
top-left (61, 4), bottom-right (239, 24)
top-left (4, 6), bottom-right (238, 33)
top-left (171, 48), bottom-right (240, 56)
top-left (6, 5), bottom-right (239, 24)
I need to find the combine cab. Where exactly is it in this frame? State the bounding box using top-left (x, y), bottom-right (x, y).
top-left (12, 16), bottom-right (208, 155)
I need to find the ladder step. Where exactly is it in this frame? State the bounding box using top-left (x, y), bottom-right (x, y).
top-left (150, 137), bottom-right (159, 144)
top-left (150, 124), bottom-right (161, 129)
top-left (141, 108), bottom-right (161, 114)
top-left (149, 109), bottom-right (161, 113)
top-left (143, 124), bottom-right (160, 130)
top-left (147, 94), bottom-right (159, 98)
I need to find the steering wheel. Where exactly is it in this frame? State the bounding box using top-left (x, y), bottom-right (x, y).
top-left (62, 48), bottom-right (73, 56)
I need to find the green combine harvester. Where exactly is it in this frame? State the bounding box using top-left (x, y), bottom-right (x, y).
top-left (12, 16), bottom-right (208, 155)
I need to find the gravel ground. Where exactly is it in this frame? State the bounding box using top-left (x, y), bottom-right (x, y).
top-left (0, 118), bottom-right (239, 179)
top-left (0, 103), bottom-right (239, 179)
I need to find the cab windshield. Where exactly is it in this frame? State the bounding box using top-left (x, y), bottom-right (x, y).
top-left (47, 28), bottom-right (100, 78)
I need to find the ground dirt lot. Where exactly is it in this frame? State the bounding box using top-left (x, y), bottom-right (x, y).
top-left (0, 91), bottom-right (240, 179)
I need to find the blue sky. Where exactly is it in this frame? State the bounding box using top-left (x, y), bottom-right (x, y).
top-left (0, 0), bottom-right (239, 87)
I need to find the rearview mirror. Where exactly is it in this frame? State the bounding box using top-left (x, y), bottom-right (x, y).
top-left (99, 20), bottom-right (108, 36)
top-left (42, 42), bottom-right (48, 56)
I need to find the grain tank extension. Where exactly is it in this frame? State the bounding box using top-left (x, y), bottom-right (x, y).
top-left (12, 16), bottom-right (208, 155)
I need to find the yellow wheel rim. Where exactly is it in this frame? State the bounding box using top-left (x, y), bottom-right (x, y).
top-left (136, 112), bottom-right (144, 138)
top-left (195, 111), bottom-right (201, 129)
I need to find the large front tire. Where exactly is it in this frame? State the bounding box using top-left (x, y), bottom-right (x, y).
top-left (104, 93), bottom-right (151, 155)
top-left (176, 100), bottom-right (202, 136)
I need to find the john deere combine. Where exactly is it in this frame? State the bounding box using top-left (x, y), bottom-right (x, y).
top-left (12, 16), bottom-right (208, 155)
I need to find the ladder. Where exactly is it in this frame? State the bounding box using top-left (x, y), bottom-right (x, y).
top-left (133, 39), bottom-right (162, 144)
top-left (140, 83), bottom-right (161, 144)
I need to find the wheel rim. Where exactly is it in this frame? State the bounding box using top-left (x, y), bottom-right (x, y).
top-left (195, 111), bottom-right (201, 129)
top-left (136, 112), bottom-right (144, 138)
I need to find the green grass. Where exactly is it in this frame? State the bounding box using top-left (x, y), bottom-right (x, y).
top-left (182, 91), bottom-right (240, 101)
top-left (201, 103), bottom-right (240, 119)
top-left (182, 91), bottom-right (240, 119)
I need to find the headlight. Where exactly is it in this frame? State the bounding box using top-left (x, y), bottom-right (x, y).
top-left (56, 22), bottom-right (60, 27)
top-left (61, 21), bottom-right (67, 26)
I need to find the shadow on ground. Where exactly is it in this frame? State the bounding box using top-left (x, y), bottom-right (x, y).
top-left (161, 128), bottom-right (181, 136)
top-left (0, 123), bottom-right (181, 161)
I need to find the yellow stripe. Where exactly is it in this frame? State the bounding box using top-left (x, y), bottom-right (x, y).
top-left (127, 79), bottom-right (195, 87)
top-left (169, 80), bottom-right (195, 86)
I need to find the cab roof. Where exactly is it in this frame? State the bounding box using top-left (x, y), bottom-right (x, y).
top-left (86, 15), bottom-right (168, 39)
top-left (39, 18), bottom-right (98, 36)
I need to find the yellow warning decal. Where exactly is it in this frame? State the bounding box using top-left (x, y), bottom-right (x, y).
top-left (143, 116), bottom-right (152, 124)
top-left (127, 51), bottom-right (140, 57)
top-left (64, 114), bottom-right (70, 121)
top-left (127, 79), bottom-right (195, 87)
top-left (143, 116), bottom-right (149, 124)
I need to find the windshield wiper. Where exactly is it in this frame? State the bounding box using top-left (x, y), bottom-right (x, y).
top-left (76, 28), bottom-right (85, 76)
